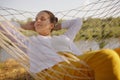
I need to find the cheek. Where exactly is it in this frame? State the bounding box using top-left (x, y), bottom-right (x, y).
top-left (42, 21), bottom-right (50, 26)
top-left (34, 22), bottom-right (38, 28)
top-left (34, 21), bottom-right (51, 30)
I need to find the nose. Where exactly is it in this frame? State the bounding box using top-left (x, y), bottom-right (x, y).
top-left (36, 19), bottom-right (41, 23)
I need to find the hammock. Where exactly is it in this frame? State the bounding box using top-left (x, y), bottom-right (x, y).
top-left (0, 0), bottom-right (120, 80)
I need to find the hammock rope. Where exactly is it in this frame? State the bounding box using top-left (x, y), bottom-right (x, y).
top-left (0, 0), bottom-right (120, 80)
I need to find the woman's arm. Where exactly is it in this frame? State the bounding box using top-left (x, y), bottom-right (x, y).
top-left (21, 21), bottom-right (35, 31)
top-left (53, 23), bottom-right (62, 31)
top-left (60, 18), bottom-right (83, 41)
top-left (0, 21), bottom-right (28, 52)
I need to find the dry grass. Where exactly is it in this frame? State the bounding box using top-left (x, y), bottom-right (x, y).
top-left (0, 58), bottom-right (34, 80)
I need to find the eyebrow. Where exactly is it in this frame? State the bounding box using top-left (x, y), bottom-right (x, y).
top-left (36, 16), bottom-right (49, 19)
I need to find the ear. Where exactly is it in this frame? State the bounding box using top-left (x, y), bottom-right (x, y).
top-left (50, 23), bottom-right (54, 29)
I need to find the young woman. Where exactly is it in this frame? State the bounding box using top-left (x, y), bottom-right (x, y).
top-left (20, 10), bottom-right (83, 73)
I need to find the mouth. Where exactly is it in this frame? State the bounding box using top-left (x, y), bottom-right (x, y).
top-left (36, 23), bottom-right (42, 27)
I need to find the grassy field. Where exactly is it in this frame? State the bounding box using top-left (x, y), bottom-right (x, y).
top-left (0, 58), bottom-right (34, 80)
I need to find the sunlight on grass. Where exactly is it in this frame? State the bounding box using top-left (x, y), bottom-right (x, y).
top-left (0, 58), bottom-right (34, 80)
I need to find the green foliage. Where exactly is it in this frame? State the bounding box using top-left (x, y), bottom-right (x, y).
top-left (19, 29), bottom-right (38, 36)
top-left (74, 17), bottom-right (120, 41)
top-left (11, 17), bottom-right (33, 25)
top-left (51, 29), bottom-right (66, 36)
top-left (99, 41), bottom-right (107, 49)
top-left (13, 17), bottom-right (120, 41)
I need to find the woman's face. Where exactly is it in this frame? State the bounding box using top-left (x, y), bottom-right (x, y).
top-left (34, 11), bottom-right (54, 36)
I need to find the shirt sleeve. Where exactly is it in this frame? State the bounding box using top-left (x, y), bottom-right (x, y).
top-left (10, 22), bottom-right (29, 53)
top-left (0, 21), bottom-right (28, 53)
top-left (61, 18), bottom-right (83, 41)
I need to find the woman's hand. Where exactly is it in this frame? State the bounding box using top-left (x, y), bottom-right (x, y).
top-left (53, 23), bottom-right (61, 31)
top-left (21, 21), bottom-right (35, 31)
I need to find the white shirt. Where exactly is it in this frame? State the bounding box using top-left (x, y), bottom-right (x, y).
top-left (1, 18), bottom-right (83, 73)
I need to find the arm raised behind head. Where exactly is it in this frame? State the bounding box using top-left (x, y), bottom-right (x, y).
top-left (0, 21), bottom-right (27, 53)
top-left (21, 21), bottom-right (35, 31)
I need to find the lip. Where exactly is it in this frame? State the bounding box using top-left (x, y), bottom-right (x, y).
top-left (36, 22), bottom-right (40, 25)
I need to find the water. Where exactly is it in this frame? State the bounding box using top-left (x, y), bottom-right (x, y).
top-left (75, 38), bottom-right (120, 53)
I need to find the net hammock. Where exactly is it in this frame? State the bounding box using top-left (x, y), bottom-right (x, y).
top-left (0, 0), bottom-right (120, 80)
